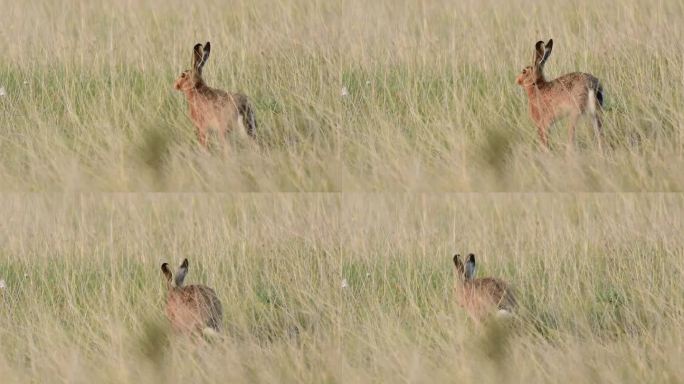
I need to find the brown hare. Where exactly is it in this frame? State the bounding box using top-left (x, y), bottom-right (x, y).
top-left (161, 258), bottom-right (223, 334)
top-left (516, 39), bottom-right (604, 151)
top-left (453, 254), bottom-right (516, 322)
top-left (174, 42), bottom-right (257, 147)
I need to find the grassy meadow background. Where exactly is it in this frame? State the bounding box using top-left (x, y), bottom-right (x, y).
top-left (0, 195), bottom-right (682, 383)
top-left (0, 0), bottom-right (682, 191)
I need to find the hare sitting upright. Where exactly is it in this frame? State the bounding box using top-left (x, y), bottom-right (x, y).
top-left (516, 39), bottom-right (604, 151)
top-left (453, 254), bottom-right (516, 322)
top-left (174, 41), bottom-right (257, 147)
top-left (161, 259), bottom-right (223, 334)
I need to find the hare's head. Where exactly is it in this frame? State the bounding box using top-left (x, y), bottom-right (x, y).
top-left (516, 39), bottom-right (553, 87)
top-left (453, 253), bottom-right (476, 282)
top-left (161, 258), bottom-right (190, 290)
top-left (174, 42), bottom-right (211, 92)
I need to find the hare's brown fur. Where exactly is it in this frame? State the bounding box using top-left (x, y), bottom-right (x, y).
top-left (516, 39), bottom-right (604, 150)
top-left (453, 254), bottom-right (516, 321)
top-left (161, 259), bottom-right (223, 334)
top-left (174, 42), bottom-right (257, 147)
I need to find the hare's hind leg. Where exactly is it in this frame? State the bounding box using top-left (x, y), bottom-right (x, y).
top-left (242, 104), bottom-right (257, 139)
top-left (588, 88), bottom-right (605, 152)
top-left (592, 110), bottom-right (604, 152)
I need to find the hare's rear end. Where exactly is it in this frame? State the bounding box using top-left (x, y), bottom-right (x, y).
top-left (161, 259), bottom-right (223, 334)
top-left (453, 254), bottom-right (516, 321)
top-left (516, 39), bottom-right (604, 151)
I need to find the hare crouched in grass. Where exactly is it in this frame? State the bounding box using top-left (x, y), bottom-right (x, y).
top-left (174, 42), bottom-right (257, 147)
top-left (161, 259), bottom-right (223, 334)
top-left (516, 39), bottom-right (604, 151)
top-left (453, 254), bottom-right (516, 321)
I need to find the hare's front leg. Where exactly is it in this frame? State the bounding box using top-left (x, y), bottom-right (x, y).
top-left (535, 121), bottom-right (550, 151)
top-left (195, 125), bottom-right (208, 148)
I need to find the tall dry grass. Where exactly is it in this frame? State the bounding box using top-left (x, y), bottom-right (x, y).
top-left (0, 195), bottom-right (682, 383)
top-left (0, 0), bottom-right (682, 191)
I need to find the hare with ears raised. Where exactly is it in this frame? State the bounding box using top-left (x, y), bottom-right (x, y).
top-left (174, 42), bottom-right (257, 147)
top-left (516, 39), bottom-right (604, 151)
top-left (453, 254), bottom-right (516, 321)
top-left (161, 259), bottom-right (223, 334)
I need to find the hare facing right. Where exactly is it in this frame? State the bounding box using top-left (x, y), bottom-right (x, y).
top-left (453, 254), bottom-right (516, 321)
top-left (174, 41), bottom-right (257, 147)
top-left (516, 39), bottom-right (605, 151)
top-left (161, 259), bottom-right (223, 334)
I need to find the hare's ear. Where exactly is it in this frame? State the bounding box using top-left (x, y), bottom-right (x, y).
top-left (539, 39), bottom-right (553, 66)
top-left (453, 254), bottom-right (465, 278)
top-left (192, 43), bottom-right (204, 72)
top-left (193, 42), bottom-right (210, 73)
top-left (465, 254), bottom-right (476, 280)
top-left (534, 40), bottom-right (545, 66)
top-left (175, 258), bottom-right (189, 287)
top-left (161, 263), bottom-right (173, 285)
top-left (201, 41), bottom-right (211, 66)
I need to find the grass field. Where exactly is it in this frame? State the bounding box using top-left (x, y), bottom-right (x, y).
top-left (0, 195), bottom-right (682, 383)
top-left (1, 0), bottom-right (682, 191)
top-left (1, 0), bottom-right (683, 383)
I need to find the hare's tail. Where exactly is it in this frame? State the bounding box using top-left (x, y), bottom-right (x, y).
top-left (496, 309), bottom-right (514, 319)
top-left (588, 88), bottom-right (602, 116)
top-left (587, 85), bottom-right (607, 150)
top-left (595, 85), bottom-right (604, 108)
top-left (588, 82), bottom-right (604, 115)
top-left (201, 327), bottom-right (222, 342)
top-left (239, 102), bottom-right (257, 139)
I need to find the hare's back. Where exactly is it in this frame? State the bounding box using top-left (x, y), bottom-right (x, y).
top-left (177, 285), bottom-right (222, 313)
top-left (471, 278), bottom-right (516, 310)
top-left (555, 72), bottom-right (601, 94)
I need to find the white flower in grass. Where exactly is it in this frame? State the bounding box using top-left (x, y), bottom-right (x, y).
top-left (340, 86), bottom-right (349, 97)
top-left (0, 279), bottom-right (6, 290)
top-left (340, 278), bottom-right (349, 289)
top-left (0, 87), bottom-right (6, 97)
top-left (365, 81), bottom-right (371, 86)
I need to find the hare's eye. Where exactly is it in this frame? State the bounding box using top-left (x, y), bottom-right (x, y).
top-left (522, 69), bottom-right (527, 74)
top-left (180, 72), bottom-right (186, 78)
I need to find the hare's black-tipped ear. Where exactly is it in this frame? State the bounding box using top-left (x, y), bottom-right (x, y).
top-left (193, 42), bottom-right (210, 73)
top-left (202, 41), bottom-right (211, 64)
top-left (545, 39), bottom-right (554, 51)
top-left (453, 254), bottom-right (465, 277)
top-left (534, 40), bottom-right (545, 65)
top-left (192, 43), bottom-right (204, 71)
top-left (540, 39), bottom-right (553, 65)
top-left (175, 258), bottom-right (189, 287)
top-left (465, 254), bottom-right (476, 280)
top-left (161, 263), bottom-right (173, 283)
